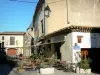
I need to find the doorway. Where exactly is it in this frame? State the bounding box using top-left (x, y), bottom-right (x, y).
top-left (88, 48), bottom-right (100, 74)
top-left (55, 43), bottom-right (61, 59)
top-left (81, 48), bottom-right (100, 74)
top-left (7, 48), bottom-right (17, 56)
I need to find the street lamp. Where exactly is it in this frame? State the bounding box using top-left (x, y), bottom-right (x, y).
top-left (44, 5), bottom-right (51, 17)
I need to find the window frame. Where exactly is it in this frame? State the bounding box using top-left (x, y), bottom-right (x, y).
top-left (2, 36), bottom-right (4, 40)
top-left (10, 36), bottom-right (15, 45)
top-left (41, 20), bottom-right (44, 33)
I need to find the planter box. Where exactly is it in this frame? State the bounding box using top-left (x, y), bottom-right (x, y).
top-left (40, 68), bottom-right (54, 74)
top-left (18, 68), bottom-right (25, 73)
top-left (80, 68), bottom-right (91, 74)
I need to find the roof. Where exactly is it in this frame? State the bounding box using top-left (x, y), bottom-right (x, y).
top-left (39, 25), bottom-right (100, 40)
top-left (0, 32), bottom-right (25, 35)
top-left (33, 0), bottom-right (44, 27)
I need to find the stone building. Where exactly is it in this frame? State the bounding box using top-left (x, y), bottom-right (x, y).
top-left (32, 0), bottom-right (100, 72)
top-left (0, 32), bottom-right (25, 56)
top-left (24, 23), bottom-right (34, 57)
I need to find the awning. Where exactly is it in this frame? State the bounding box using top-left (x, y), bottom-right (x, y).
top-left (40, 40), bottom-right (65, 46)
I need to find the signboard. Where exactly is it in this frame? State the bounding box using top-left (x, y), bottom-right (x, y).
top-left (73, 43), bottom-right (80, 50)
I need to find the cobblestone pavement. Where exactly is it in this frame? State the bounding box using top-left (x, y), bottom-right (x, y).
top-left (9, 68), bottom-right (100, 75)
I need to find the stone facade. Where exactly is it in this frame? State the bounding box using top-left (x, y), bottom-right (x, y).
top-left (24, 23), bottom-right (34, 56)
top-left (32, 0), bottom-right (100, 64)
top-left (0, 32), bottom-right (25, 56)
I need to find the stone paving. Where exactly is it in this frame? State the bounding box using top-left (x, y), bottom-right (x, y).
top-left (0, 62), bottom-right (98, 75)
top-left (9, 68), bottom-right (100, 75)
top-left (0, 64), bottom-right (13, 75)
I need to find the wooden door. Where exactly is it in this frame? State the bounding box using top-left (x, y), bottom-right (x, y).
top-left (7, 48), bottom-right (17, 56)
top-left (81, 50), bottom-right (88, 60)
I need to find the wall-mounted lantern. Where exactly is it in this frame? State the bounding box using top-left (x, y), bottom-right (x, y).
top-left (44, 5), bottom-right (51, 17)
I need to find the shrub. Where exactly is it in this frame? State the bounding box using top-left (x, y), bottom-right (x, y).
top-left (78, 58), bottom-right (91, 69)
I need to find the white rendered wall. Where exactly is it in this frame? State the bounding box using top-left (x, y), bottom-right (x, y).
top-left (72, 32), bottom-right (91, 63)
top-left (0, 35), bottom-right (24, 55)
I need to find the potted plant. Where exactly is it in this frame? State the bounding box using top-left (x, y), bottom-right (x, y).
top-left (39, 58), bottom-right (55, 74)
top-left (17, 63), bottom-right (25, 73)
top-left (17, 54), bottom-right (25, 73)
top-left (78, 58), bottom-right (91, 74)
top-left (30, 53), bottom-right (40, 69)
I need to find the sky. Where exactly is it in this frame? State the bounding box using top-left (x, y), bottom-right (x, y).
top-left (0, 0), bottom-right (38, 32)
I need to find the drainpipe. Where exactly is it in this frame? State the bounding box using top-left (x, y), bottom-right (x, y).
top-left (44, 0), bottom-right (46, 35)
top-left (66, 0), bottom-right (70, 25)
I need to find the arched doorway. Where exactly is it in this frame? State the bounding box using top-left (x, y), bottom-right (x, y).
top-left (7, 48), bottom-right (17, 56)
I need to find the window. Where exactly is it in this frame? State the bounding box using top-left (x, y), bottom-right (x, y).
top-left (77, 36), bottom-right (83, 43)
top-left (10, 37), bottom-right (15, 45)
top-left (41, 20), bottom-right (44, 33)
top-left (2, 36), bottom-right (4, 40)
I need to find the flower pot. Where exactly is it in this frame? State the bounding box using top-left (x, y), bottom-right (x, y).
top-left (18, 68), bottom-right (25, 73)
top-left (80, 68), bottom-right (85, 73)
top-left (76, 67), bottom-right (79, 73)
top-left (80, 68), bottom-right (91, 74)
top-left (32, 63), bottom-right (35, 68)
top-left (40, 67), bottom-right (54, 74)
top-left (85, 69), bottom-right (91, 74)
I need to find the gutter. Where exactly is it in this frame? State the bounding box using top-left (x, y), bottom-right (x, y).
top-left (44, 0), bottom-right (46, 35)
top-left (66, 0), bottom-right (70, 24)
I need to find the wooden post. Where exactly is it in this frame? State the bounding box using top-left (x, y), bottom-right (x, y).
top-left (0, 43), bottom-right (1, 50)
top-left (1, 42), bottom-right (4, 51)
top-left (0, 42), bottom-right (5, 58)
top-left (2, 42), bottom-right (4, 49)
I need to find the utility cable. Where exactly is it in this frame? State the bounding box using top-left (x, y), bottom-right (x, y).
top-left (9, 0), bottom-right (38, 3)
